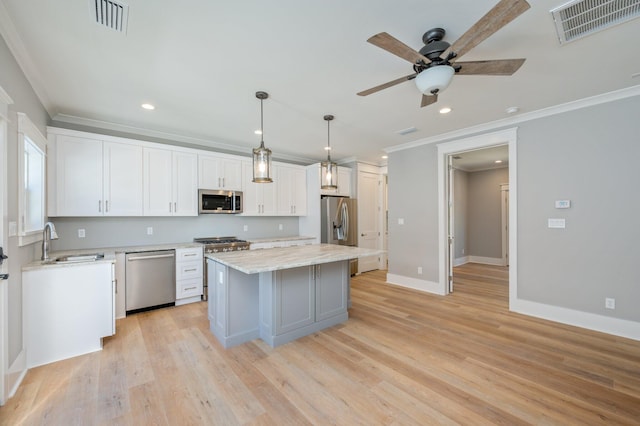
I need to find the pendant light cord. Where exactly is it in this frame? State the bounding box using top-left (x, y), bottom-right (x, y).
top-left (260, 98), bottom-right (265, 147)
top-left (326, 117), bottom-right (331, 161)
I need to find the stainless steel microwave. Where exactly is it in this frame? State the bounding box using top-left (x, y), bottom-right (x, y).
top-left (198, 189), bottom-right (243, 214)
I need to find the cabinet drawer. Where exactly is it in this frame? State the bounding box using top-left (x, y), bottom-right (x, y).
top-left (176, 247), bottom-right (203, 262)
top-left (176, 260), bottom-right (202, 280)
top-left (177, 278), bottom-right (203, 299)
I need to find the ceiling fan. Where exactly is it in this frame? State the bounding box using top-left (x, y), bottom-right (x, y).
top-left (358, 0), bottom-right (531, 107)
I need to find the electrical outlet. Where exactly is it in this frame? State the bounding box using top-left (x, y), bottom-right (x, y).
top-left (398, 218), bottom-right (404, 225)
top-left (462, 248), bottom-right (465, 254)
top-left (278, 224), bottom-right (283, 231)
top-left (9, 221), bottom-right (17, 236)
top-left (605, 298), bottom-right (615, 309)
top-left (78, 229), bottom-right (85, 238)
top-left (417, 266), bottom-right (423, 275)
top-left (147, 227), bottom-right (153, 235)
top-left (243, 225), bottom-right (248, 232)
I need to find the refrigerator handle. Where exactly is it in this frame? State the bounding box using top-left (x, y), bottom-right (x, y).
top-left (343, 202), bottom-right (349, 241)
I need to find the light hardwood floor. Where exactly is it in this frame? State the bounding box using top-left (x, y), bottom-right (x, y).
top-left (2, 263), bottom-right (640, 425)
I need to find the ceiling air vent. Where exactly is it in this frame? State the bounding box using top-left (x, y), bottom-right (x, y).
top-left (90, 0), bottom-right (129, 34)
top-left (551, 0), bottom-right (640, 44)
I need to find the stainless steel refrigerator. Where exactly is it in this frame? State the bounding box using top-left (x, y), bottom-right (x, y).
top-left (321, 196), bottom-right (358, 275)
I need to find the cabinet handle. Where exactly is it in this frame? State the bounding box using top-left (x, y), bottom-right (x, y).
top-left (98, 200), bottom-right (102, 212)
top-left (222, 177), bottom-right (225, 187)
top-left (174, 202), bottom-right (177, 212)
top-left (184, 253), bottom-right (197, 257)
top-left (184, 286), bottom-right (197, 291)
top-left (184, 268), bottom-right (197, 272)
top-left (169, 202), bottom-right (172, 213)
top-left (218, 177), bottom-right (221, 187)
top-left (106, 200), bottom-right (109, 212)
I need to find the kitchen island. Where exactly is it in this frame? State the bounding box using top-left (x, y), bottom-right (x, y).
top-left (206, 244), bottom-right (380, 348)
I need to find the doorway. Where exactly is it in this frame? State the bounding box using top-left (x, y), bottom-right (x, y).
top-left (437, 128), bottom-right (517, 304)
top-left (0, 86), bottom-right (11, 405)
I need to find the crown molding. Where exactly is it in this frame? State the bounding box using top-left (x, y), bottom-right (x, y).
top-left (385, 84), bottom-right (640, 154)
top-left (51, 113), bottom-right (316, 164)
top-left (0, 0), bottom-right (54, 114)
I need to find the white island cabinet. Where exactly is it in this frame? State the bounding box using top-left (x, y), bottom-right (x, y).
top-left (23, 261), bottom-right (115, 368)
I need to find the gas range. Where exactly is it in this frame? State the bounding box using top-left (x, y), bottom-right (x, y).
top-left (193, 236), bottom-right (251, 253)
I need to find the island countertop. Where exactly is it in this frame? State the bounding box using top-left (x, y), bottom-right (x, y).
top-left (206, 243), bottom-right (382, 274)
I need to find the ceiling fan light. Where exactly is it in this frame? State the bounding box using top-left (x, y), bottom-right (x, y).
top-left (415, 65), bottom-right (455, 95)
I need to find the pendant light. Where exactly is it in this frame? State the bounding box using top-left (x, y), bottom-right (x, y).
top-left (320, 114), bottom-right (338, 189)
top-left (252, 91), bottom-right (273, 183)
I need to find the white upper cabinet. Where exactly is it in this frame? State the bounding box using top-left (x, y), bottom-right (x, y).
top-left (198, 154), bottom-right (242, 191)
top-left (276, 164), bottom-right (307, 216)
top-left (319, 165), bottom-right (352, 197)
top-left (51, 134), bottom-right (142, 216)
top-left (103, 142), bottom-right (144, 216)
top-left (143, 148), bottom-right (198, 216)
top-left (241, 161), bottom-right (276, 215)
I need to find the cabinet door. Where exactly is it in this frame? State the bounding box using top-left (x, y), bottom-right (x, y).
top-left (337, 168), bottom-right (352, 197)
top-left (242, 161), bottom-right (276, 215)
top-left (276, 166), bottom-right (293, 215)
top-left (103, 142), bottom-right (143, 216)
top-left (315, 261), bottom-right (349, 321)
top-left (56, 135), bottom-right (103, 216)
top-left (292, 167), bottom-right (307, 216)
top-left (219, 158), bottom-right (242, 190)
top-left (173, 152), bottom-right (198, 216)
top-left (143, 147), bottom-right (173, 216)
top-left (274, 266), bottom-right (314, 335)
top-left (198, 154), bottom-right (221, 189)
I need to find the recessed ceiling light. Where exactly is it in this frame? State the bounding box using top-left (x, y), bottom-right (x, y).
top-left (381, 155), bottom-right (388, 159)
top-left (254, 129), bottom-right (262, 135)
top-left (439, 107), bottom-right (452, 114)
top-left (324, 146), bottom-right (332, 151)
top-left (141, 103), bottom-right (155, 110)
top-left (505, 106), bottom-right (519, 114)
top-left (495, 160), bottom-right (503, 164)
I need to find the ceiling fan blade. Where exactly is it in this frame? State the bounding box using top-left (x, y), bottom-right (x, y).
top-left (367, 32), bottom-right (429, 65)
top-left (447, 0), bottom-right (530, 60)
top-left (421, 93), bottom-right (438, 108)
top-left (455, 58), bottom-right (525, 75)
top-left (357, 73), bottom-right (417, 96)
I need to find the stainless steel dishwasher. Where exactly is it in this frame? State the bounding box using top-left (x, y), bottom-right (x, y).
top-left (125, 250), bottom-right (176, 314)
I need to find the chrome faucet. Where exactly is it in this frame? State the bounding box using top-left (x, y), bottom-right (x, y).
top-left (41, 222), bottom-right (59, 261)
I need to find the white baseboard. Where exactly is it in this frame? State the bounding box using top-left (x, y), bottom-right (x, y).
top-left (386, 273), bottom-right (445, 295)
top-left (468, 255), bottom-right (505, 266)
top-left (511, 298), bottom-right (640, 341)
top-left (6, 349), bottom-right (26, 401)
top-left (453, 256), bottom-right (468, 267)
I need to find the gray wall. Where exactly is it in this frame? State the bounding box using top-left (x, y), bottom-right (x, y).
top-left (0, 35), bottom-right (50, 364)
top-left (387, 144), bottom-right (439, 281)
top-left (467, 167), bottom-right (508, 259)
top-left (50, 215), bottom-right (299, 251)
top-left (388, 94), bottom-right (640, 322)
top-left (453, 169), bottom-right (468, 259)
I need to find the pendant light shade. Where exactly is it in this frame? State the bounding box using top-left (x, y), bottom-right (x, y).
top-left (320, 114), bottom-right (338, 190)
top-left (253, 91), bottom-right (273, 183)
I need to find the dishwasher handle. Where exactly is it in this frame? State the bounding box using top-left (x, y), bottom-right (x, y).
top-left (127, 253), bottom-right (175, 261)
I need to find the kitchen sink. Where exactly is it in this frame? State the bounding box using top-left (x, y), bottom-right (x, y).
top-left (52, 253), bottom-right (105, 263)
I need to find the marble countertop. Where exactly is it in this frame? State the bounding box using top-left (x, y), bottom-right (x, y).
top-left (23, 242), bottom-right (202, 271)
top-left (206, 243), bottom-right (382, 274)
top-left (247, 236), bottom-right (315, 244)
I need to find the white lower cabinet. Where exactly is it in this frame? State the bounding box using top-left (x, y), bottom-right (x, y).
top-left (23, 262), bottom-right (115, 368)
top-left (175, 247), bottom-right (203, 305)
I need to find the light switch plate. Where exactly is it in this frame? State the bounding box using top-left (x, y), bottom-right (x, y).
top-left (548, 218), bottom-right (566, 229)
top-left (398, 218), bottom-right (404, 225)
top-left (555, 200), bottom-right (571, 209)
top-left (146, 227), bottom-right (153, 235)
top-left (78, 229), bottom-right (86, 238)
top-left (8, 221), bottom-right (17, 236)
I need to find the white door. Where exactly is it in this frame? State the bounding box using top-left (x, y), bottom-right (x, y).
top-left (447, 155), bottom-right (454, 292)
top-left (357, 171), bottom-right (380, 272)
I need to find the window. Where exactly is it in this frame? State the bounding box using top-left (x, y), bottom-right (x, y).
top-left (17, 113), bottom-right (46, 246)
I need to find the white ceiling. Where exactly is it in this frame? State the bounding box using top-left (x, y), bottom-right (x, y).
top-left (1, 0), bottom-right (639, 165)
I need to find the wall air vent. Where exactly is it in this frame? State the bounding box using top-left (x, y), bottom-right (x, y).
top-left (551, 0), bottom-right (640, 44)
top-left (90, 0), bottom-right (129, 34)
